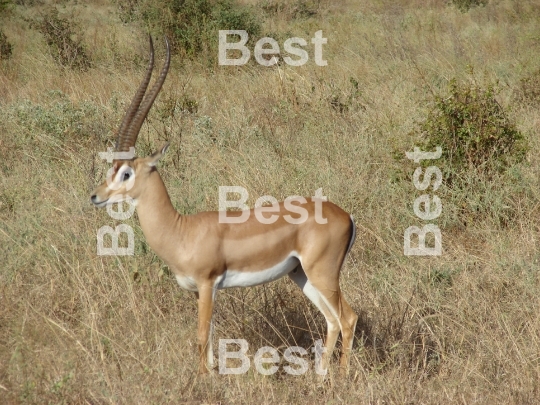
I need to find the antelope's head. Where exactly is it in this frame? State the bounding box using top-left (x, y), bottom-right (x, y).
top-left (91, 36), bottom-right (170, 208)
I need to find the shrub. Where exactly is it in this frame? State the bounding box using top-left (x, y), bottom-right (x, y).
top-left (261, 0), bottom-right (320, 20)
top-left (29, 7), bottom-right (91, 70)
top-left (0, 30), bottom-right (13, 60)
top-left (416, 78), bottom-right (527, 183)
top-left (0, 0), bottom-right (11, 12)
top-left (450, 0), bottom-right (488, 12)
top-left (13, 0), bottom-right (43, 5)
top-left (115, 0), bottom-right (139, 23)
top-left (405, 76), bottom-right (529, 228)
top-left (116, 0), bottom-right (260, 59)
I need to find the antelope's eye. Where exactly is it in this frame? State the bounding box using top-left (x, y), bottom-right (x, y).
top-left (123, 172), bottom-right (131, 181)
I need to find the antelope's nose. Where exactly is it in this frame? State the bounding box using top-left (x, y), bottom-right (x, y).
top-left (90, 195), bottom-right (98, 203)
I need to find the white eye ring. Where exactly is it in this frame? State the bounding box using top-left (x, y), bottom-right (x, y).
top-left (120, 167), bottom-right (135, 191)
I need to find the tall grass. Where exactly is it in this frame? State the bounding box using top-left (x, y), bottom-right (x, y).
top-left (1, 0), bottom-right (540, 403)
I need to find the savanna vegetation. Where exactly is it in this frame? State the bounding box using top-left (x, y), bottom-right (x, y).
top-left (1, 0), bottom-right (540, 403)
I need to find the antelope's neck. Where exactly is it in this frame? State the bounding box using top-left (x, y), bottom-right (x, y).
top-left (135, 170), bottom-right (183, 263)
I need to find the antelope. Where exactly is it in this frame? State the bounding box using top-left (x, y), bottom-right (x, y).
top-left (90, 36), bottom-right (358, 376)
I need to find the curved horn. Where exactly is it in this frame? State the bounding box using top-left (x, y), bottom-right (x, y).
top-left (119, 37), bottom-right (171, 153)
top-left (116, 35), bottom-right (155, 152)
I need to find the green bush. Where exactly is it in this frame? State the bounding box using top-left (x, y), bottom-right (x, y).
top-left (0, 0), bottom-right (14, 60)
top-left (29, 7), bottom-right (91, 70)
top-left (406, 76), bottom-right (529, 228)
top-left (261, 0), bottom-right (320, 20)
top-left (450, 0), bottom-right (487, 12)
top-left (0, 0), bottom-right (11, 12)
top-left (0, 30), bottom-right (13, 60)
top-left (115, 0), bottom-right (139, 23)
top-left (116, 0), bottom-right (260, 59)
top-left (417, 78), bottom-right (527, 183)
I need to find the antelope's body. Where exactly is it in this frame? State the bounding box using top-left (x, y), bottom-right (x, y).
top-left (91, 37), bottom-right (358, 375)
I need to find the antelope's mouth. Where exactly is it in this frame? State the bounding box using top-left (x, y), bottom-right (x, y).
top-left (90, 195), bottom-right (109, 208)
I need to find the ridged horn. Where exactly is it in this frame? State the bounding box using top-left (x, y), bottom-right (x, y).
top-left (115, 35), bottom-right (155, 153)
top-left (117, 37), bottom-right (171, 154)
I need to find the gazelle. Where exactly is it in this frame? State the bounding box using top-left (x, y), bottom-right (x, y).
top-left (91, 36), bottom-right (358, 375)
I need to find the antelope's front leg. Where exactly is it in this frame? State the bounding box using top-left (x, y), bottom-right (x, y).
top-left (196, 284), bottom-right (215, 374)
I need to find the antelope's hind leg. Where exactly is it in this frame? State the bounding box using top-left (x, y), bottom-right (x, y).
top-left (289, 264), bottom-right (357, 376)
top-left (288, 267), bottom-right (339, 375)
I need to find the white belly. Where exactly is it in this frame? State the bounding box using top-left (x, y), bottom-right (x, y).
top-left (175, 274), bottom-right (198, 291)
top-left (215, 251), bottom-right (300, 289)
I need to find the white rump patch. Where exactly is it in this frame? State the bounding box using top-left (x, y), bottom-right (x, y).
top-left (215, 251), bottom-right (300, 289)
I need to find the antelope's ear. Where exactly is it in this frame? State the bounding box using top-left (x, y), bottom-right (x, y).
top-left (147, 143), bottom-right (170, 167)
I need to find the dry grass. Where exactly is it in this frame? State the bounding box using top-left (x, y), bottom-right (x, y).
top-left (1, 0), bottom-right (540, 403)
